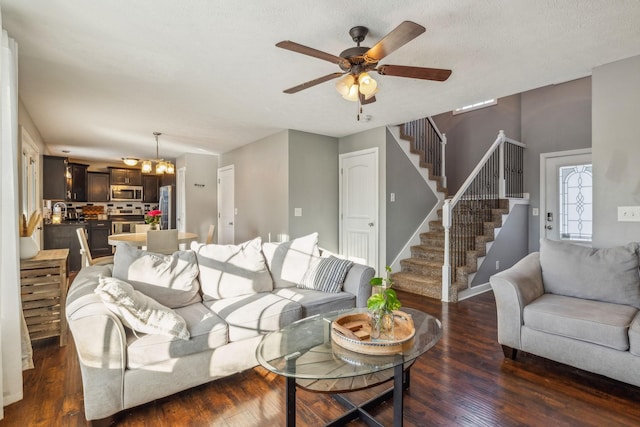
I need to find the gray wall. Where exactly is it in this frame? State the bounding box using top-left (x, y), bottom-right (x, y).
top-left (219, 131), bottom-right (289, 243)
top-left (521, 77), bottom-right (592, 251)
top-left (433, 78), bottom-right (592, 253)
top-left (176, 153), bottom-right (218, 242)
top-left (386, 128), bottom-right (438, 263)
top-left (470, 203), bottom-right (529, 286)
top-left (592, 55), bottom-right (640, 247)
top-left (288, 130), bottom-right (339, 251)
top-left (432, 95), bottom-right (521, 194)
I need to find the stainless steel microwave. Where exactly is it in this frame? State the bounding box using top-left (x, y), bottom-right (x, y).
top-left (110, 185), bottom-right (143, 202)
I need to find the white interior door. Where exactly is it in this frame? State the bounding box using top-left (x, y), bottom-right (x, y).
top-left (176, 167), bottom-right (186, 232)
top-left (217, 165), bottom-right (235, 244)
top-left (21, 127), bottom-right (41, 247)
top-left (541, 149), bottom-right (592, 243)
top-left (339, 148), bottom-right (378, 270)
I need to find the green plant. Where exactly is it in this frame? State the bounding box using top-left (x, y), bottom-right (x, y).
top-left (367, 266), bottom-right (401, 314)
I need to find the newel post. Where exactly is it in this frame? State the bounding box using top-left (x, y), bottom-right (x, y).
top-left (441, 198), bottom-right (452, 302)
top-left (441, 133), bottom-right (447, 189)
top-left (498, 130), bottom-right (506, 199)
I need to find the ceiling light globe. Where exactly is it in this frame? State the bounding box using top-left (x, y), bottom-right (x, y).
top-left (343, 84), bottom-right (360, 102)
top-left (141, 160), bottom-right (152, 174)
top-left (358, 73), bottom-right (378, 96)
top-left (335, 74), bottom-right (355, 97)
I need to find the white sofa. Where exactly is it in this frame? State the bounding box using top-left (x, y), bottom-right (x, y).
top-left (490, 239), bottom-right (640, 388)
top-left (66, 233), bottom-right (375, 423)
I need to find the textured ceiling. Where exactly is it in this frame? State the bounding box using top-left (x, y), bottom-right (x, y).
top-left (1, 0), bottom-right (640, 163)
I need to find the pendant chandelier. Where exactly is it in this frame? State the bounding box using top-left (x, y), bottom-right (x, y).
top-left (141, 132), bottom-right (174, 175)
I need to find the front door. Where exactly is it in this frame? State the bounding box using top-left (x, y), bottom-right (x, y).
top-left (541, 149), bottom-right (592, 243)
top-left (339, 148), bottom-right (379, 270)
top-left (217, 165), bottom-right (235, 244)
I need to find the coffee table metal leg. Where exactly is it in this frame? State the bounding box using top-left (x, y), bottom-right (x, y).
top-left (393, 363), bottom-right (404, 427)
top-left (286, 376), bottom-right (296, 427)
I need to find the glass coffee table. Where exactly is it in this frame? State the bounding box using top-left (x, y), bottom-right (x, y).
top-left (256, 307), bottom-right (442, 427)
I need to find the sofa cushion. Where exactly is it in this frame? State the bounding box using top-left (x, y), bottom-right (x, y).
top-left (126, 302), bottom-right (228, 369)
top-left (203, 293), bottom-right (302, 341)
top-left (273, 287), bottom-right (356, 317)
top-left (262, 232), bottom-right (320, 288)
top-left (298, 256), bottom-right (354, 293)
top-left (523, 293), bottom-right (637, 351)
top-left (113, 244), bottom-right (201, 308)
top-left (95, 275), bottom-right (190, 341)
top-left (191, 237), bottom-right (273, 300)
top-left (539, 239), bottom-right (640, 308)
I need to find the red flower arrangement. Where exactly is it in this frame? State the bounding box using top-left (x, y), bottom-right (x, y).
top-left (145, 209), bottom-right (162, 226)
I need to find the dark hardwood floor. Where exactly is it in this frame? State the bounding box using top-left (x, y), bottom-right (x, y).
top-left (3, 289), bottom-right (640, 427)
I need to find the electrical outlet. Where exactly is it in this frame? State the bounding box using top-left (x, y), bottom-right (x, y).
top-left (496, 260), bottom-right (500, 270)
top-left (294, 208), bottom-right (302, 217)
top-left (532, 208), bottom-right (539, 216)
top-left (390, 193), bottom-right (395, 202)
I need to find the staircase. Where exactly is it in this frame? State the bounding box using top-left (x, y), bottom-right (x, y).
top-left (390, 119), bottom-right (525, 302)
top-left (393, 199), bottom-right (510, 302)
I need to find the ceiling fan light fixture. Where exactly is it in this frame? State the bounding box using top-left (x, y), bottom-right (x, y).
top-left (122, 157), bottom-right (139, 166)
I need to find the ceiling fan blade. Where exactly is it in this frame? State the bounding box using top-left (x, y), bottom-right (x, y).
top-left (377, 65), bottom-right (452, 81)
top-left (283, 72), bottom-right (345, 94)
top-left (359, 93), bottom-right (376, 105)
top-left (364, 21), bottom-right (426, 63)
top-left (276, 41), bottom-right (349, 67)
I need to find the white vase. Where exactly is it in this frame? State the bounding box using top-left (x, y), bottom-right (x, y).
top-left (20, 236), bottom-right (39, 259)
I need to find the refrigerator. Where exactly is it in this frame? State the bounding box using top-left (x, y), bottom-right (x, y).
top-left (159, 185), bottom-right (176, 230)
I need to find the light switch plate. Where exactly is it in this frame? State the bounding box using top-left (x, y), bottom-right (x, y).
top-left (618, 206), bottom-right (640, 222)
top-left (294, 208), bottom-right (302, 217)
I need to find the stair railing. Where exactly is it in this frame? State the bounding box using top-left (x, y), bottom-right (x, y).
top-left (402, 117), bottom-right (447, 188)
top-left (441, 130), bottom-right (525, 301)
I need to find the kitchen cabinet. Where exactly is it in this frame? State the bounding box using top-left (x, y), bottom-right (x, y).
top-left (142, 175), bottom-right (159, 202)
top-left (109, 168), bottom-right (142, 185)
top-left (43, 155), bottom-right (67, 200)
top-left (87, 172), bottom-right (110, 202)
top-left (160, 173), bottom-right (176, 187)
top-left (44, 223), bottom-right (87, 272)
top-left (67, 163), bottom-right (88, 202)
top-left (87, 220), bottom-right (112, 257)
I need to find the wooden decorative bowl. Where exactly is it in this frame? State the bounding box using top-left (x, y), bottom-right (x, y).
top-left (331, 310), bottom-right (416, 355)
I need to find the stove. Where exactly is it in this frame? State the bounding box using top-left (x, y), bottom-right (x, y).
top-left (110, 208), bottom-right (145, 234)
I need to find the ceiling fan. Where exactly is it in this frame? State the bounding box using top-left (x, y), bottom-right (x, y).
top-left (276, 21), bottom-right (452, 107)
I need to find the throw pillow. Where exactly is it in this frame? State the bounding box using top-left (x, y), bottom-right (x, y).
top-left (190, 237), bottom-right (273, 300)
top-left (262, 232), bottom-right (320, 288)
top-left (95, 275), bottom-right (190, 340)
top-left (298, 256), bottom-right (354, 293)
top-left (112, 244), bottom-right (201, 309)
top-left (540, 239), bottom-right (640, 308)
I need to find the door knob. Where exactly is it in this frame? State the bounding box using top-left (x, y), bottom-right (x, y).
top-left (545, 225), bottom-right (553, 230)
top-left (368, 222), bottom-right (374, 227)
top-left (229, 222), bottom-right (234, 226)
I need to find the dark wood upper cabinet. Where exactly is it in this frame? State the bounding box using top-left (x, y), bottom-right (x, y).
top-left (160, 173), bottom-right (176, 187)
top-left (142, 175), bottom-right (159, 203)
top-left (67, 163), bottom-right (88, 202)
top-left (43, 155), bottom-right (67, 200)
top-left (109, 168), bottom-right (142, 185)
top-left (87, 172), bottom-right (110, 202)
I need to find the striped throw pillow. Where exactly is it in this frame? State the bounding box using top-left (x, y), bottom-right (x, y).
top-left (299, 256), bottom-right (354, 293)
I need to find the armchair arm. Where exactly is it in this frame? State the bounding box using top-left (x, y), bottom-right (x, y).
top-left (490, 252), bottom-right (544, 350)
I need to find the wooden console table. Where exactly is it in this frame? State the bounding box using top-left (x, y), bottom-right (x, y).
top-left (20, 249), bottom-right (69, 346)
